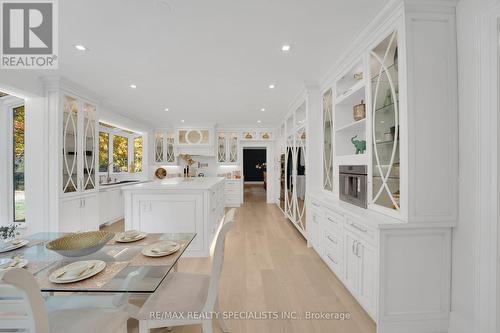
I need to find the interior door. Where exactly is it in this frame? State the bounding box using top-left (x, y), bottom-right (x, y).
top-left (344, 231), bottom-right (359, 292)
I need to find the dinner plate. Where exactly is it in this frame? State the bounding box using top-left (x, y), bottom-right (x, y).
top-left (142, 241), bottom-right (180, 257)
top-left (49, 260), bottom-right (106, 284)
top-left (0, 258), bottom-right (28, 270)
top-left (0, 239), bottom-right (29, 253)
top-left (115, 231), bottom-right (147, 243)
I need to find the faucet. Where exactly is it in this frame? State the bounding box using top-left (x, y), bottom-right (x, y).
top-left (107, 162), bottom-right (114, 183)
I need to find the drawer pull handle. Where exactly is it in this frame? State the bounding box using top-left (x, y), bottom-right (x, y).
top-left (312, 203), bottom-right (320, 207)
top-left (327, 236), bottom-right (337, 244)
top-left (327, 217), bottom-right (338, 224)
top-left (327, 254), bottom-right (338, 264)
top-left (351, 223), bottom-right (368, 233)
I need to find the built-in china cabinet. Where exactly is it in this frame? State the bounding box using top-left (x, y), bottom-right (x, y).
top-left (280, 102), bottom-right (308, 237)
top-left (305, 1), bottom-right (458, 332)
top-left (44, 78), bottom-right (101, 232)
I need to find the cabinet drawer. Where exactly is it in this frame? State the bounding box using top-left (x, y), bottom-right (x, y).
top-left (323, 246), bottom-right (342, 275)
top-left (324, 209), bottom-right (344, 232)
top-left (345, 218), bottom-right (377, 244)
top-left (224, 188), bottom-right (241, 195)
top-left (323, 229), bottom-right (342, 258)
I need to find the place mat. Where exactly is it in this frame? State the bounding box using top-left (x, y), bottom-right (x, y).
top-left (25, 260), bottom-right (57, 275)
top-left (35, 261), bottom-right (128, 291)
top-left (0, 239), bottom-right (45, 257)
top-left (128, 240), bottom-right (188, 267)
top-left (107, 233), bottom-right (162, 246)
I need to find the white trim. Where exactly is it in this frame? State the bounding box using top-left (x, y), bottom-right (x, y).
top-left (4, 98), bottom-right (25, 226)
top-left (475, 3), bottom-right (500, 333)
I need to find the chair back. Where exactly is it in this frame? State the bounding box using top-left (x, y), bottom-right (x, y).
top-left (203, 208), bottom-right (235, 312)
top-left (0, 268), bottom-right (50, 333)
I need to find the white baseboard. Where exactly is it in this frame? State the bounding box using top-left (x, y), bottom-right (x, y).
top-left (244, 181), bottom-right (264, 184)
top-left (448, 311), bottom-right (474, 333)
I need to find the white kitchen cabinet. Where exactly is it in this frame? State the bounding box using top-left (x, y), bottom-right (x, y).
top-left (99, 187), bottom-right (124, 225)
top-left (154, 130), bottom-right (176, 164)
top-left (217, 132), bottom-right (238, 164)
top-left (176, 127), bottom-right (215, 156)
top-left (358, 240), bottom-right (377, 316)
top-left (344, 231), bottom-right (360, 292)
top-left (60, 194), bottom-right (99, 232)
top-left (224, 179), bottom-right (242, 207)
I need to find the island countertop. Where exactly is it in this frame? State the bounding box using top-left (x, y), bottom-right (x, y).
top-left (121, 177), bottom-right (225, 191)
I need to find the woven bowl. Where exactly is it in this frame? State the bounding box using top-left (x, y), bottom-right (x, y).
top-left (46, 231), bottom-right (115, 257)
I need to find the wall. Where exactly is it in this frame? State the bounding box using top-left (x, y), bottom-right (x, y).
top-left (450, 0), bottom-right (497, 332)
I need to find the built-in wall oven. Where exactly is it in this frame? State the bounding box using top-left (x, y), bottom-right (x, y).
top-left (339, 165), bottom-right (367, 209)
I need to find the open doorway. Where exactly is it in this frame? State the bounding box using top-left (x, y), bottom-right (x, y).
top-left (243, 147), bottom-right (266, 203)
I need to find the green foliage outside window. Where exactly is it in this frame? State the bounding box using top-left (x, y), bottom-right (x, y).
top-left (99, 132), bottom-right (109, 172)
top-left (132, 137), bottom-right (143, 173)
top-left (113, 135), bottom-right (128, 172)
top-left (13, 106), bottom-right (25, 222)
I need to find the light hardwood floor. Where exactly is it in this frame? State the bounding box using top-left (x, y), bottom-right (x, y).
top-left (103, 185), bottom-right (376, 333)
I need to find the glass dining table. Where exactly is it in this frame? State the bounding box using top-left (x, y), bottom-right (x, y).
top-left (0, 232), bottom-right (196, 294)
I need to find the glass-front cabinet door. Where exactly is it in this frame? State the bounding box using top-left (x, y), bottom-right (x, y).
top-left (323, 89), bottom-right (334, 191)
top-left (228, 134), bottom-right (238, 163)
top-left (62, 96), bottom-right (79, 194)
top-left (154, 133), bottom-right (164, 163)
top-left (165, 132), bottom-right (175, 163)
top-left (294, 128), bottom-right (306, 233)
top-left (82, 103), bottom-right (96, 191)
top-left (370, 31), bottom-right (400, 211)
top-left (62, 95), bottom-right (98, 195)
top-left (217, 133), bottom-right (227, 163)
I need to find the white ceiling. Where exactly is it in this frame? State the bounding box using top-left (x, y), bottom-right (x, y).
top-left (55, 0), bottom-right (387, 128)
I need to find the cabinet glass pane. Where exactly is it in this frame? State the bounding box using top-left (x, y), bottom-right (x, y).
top-left (155, 133), bottom-right (164, 163)
top-left (285, 135), bottom-right (295, 221)
top-left (323, 89), bottom-right (334, 191)
top-left (83, 103), bottom-right (96, 191)
top-left (166, 135), bottom-right (175, 163)
top-left (229, 134), bottom-right (238, 163)
top-left (217, 134), bottom-right (226, 162)
top-left (370, 31), bottom-right (400, 210)
top-left (295, 129), bottom-right (306, 232)
top-left (63, 96), bottom-right (79, 193)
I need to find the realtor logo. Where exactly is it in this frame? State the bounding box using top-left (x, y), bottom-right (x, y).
top-left (1, 0), bottom-right (58, 69)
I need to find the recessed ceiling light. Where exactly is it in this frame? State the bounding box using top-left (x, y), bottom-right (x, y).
top-left (74, 44), bottom-right (87, 51)
top-left (261, 108), bottom-right (266, 112)
top-left (257, 120), bottom-right (262, 123)
top-left (130, 84), bottom-right (137, 89)
top-left (181, 119), bottom-right (185, 123)
top-left (268, 84), bottom-right (275, 89)
top-left (164, 108), bottom-right (169, 111)
top-left (281, 44), bottom-right (291, 52)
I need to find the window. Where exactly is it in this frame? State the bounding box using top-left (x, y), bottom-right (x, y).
top-left (13, 105), bottom-right (25, 222)
top-left (99, 132), bottom-right (109, 172)
top-left (132, 137), bottom-right (143, 173)
top-left (112, 135), bottom-right (128, 172)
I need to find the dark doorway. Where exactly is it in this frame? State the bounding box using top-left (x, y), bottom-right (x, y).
top-left (243, 148), bottom-right (266, 182)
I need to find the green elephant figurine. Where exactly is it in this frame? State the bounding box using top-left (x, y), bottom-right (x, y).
top-left (351, 135), bottom-right (366, 154)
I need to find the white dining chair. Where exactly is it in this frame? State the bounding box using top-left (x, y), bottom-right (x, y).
top-left (0, 268), bottom-right (129, 333)
top-left (133, 208), bottom-right (236, 333)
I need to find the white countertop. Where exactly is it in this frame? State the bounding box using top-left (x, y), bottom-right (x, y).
top-left (122, 177), bottom-right (225, 191)
top-left (99, 180), bottom-right (146, 191)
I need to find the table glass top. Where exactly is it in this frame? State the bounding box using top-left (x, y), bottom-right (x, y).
top-left (0, 232), bottom-right (196, 293)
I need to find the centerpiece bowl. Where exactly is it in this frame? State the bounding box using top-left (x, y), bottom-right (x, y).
top-left (46, 231), bottom-right (114, 257)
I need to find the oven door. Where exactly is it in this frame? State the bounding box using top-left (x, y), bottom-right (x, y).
top-left (339, 173), bottom-right (367, 208)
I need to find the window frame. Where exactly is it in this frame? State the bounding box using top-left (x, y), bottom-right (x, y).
top-left (98, 125), bottom-right (144, 176)
top-left (5, 99), bottom-right (26, 226)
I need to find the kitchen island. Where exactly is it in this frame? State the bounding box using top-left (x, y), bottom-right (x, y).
top-left (122, 177), bottom-right (226, 257)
